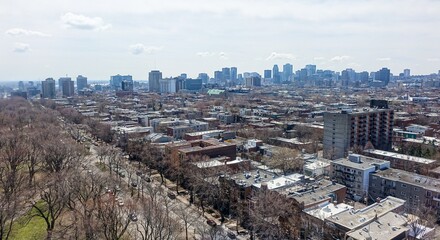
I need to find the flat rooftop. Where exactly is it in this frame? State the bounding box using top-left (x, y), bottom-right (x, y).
top-left (333, 155), bottom-right (389, 170)
top-left (326, 196), bottom-right (406, 230)
top-left (373, 168), bottom-right (440, 192)
top-left (364, 149), bottom-right (436, 165)
top-left (284, 180), bottom-right (346, 207)
top-left (345, 212), bottom-right (409, 240)
top-left (185, 129), bottom-right (224, 137)
top-left (305, 202), bottom-right (353, 220)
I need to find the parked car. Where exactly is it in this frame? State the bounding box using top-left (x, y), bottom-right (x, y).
top-left (227, 232), bottom-right (236, 239)
top-left (167, 193), bottom-right (176, 200)
top-left (128, 213), bottom-right (138, 222)
top-left (206, 219), bottom-right (216, 227)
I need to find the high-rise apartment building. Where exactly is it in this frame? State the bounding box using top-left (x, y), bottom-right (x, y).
top-left (323, 102), bottom-right (394, 159)
top-left (61, 78), bottom-right (74, 97)
top-left (245, 76), bottom-right (261, 87)
top-left (110, 74), bottom-right (132, 90)
top-left (198, 73), bottom-right (209, 84)
top-left (375, 67), bottom-right (391, 85)
top-left (121, 80), bottom-right (133, 92)
top-left (148, 70), bottom-right (162, 92)
top-left (403, 69), bottom-right (410, 78)
top-left (76, 75), bottom-right (88, 91)
top-left (58, 77), bottom-right (71, 91)
top-left (41, 78), bottom-right (56, 99)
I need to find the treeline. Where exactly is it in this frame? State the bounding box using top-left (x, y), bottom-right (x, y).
top-left (1, 98), bottom-right (228, 240)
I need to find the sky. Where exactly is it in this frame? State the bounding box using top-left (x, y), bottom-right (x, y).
top-left (1, 0), bottom-right (440, 81)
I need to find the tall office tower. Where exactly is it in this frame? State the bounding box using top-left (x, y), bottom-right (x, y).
top-left (375, 67), bottom-right (391, 85)
top-left (58, 77), bottom-right (71, 91)
top-left (222, 67), bottom-right (231, 81)
top-left (305, 64), bottom-right (316, 76)
top-left (272, 64), bottom-right (280, 84)
top-left (341, 70), bottom-right (350, 87)
top-left (230, 67), bottom-right (237, 82)
top-left (110, 74), bottom-right (132, 90)
top-left (264, 69), bottom-right (272, 79)
top-left (323, 101), bottom-right (394, 160)
top-left (148, 70), bottom-right (162, 92)
top-left (180, 73), bottom-right (188, 79)
top-left (237, 74), bottom-right (243, 83)
top-left (159, 78), bottom-right (177, 93)
top-left (299, 68), bottom-right (308, 82)
top-left (76, 75), bottom-right (88, 91)
top-left (121, 80), bottom-right (134, 92)
top-left (198, 73), bottom-right (209, 84)
top-left (403, 69), bottom-right (410, 78)
top-left (282, 63), bottom-right (293, 82)
top-left (359, 71), bottom-right (369, 84)
top-left (41, 78), bottom-right (56, 99)
top-left (245, 76), bottom-right (261, 87)
top-left (18, 81), bottom-right (25, 91)
top-left (214, 71), bottom-right (223, 81)
top-left (184, 78), bottom-right (203, 91)
top-left (62, 78), bottom-right (74, 97)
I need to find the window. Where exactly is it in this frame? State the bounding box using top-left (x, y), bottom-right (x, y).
top-left (401, 192), bottom-right (406, 196)
top-left (401, 184), bottom-right (407, 188)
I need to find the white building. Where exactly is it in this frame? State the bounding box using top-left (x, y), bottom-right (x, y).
top-left (332, 154), bottom-right (390, 201)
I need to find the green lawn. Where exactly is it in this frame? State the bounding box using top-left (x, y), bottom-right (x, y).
top-left (95, 161), bottom-right (108, 172)
top-left (9, 202), bottom-right (47, 240)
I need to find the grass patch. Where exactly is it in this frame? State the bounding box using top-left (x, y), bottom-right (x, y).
top-left (95, 162), bottom-right (108, 172)
top-left (9, 201), bottom-right (47, 240)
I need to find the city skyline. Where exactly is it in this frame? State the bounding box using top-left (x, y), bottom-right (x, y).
top-left (1, 0), bottom-right (440, 81)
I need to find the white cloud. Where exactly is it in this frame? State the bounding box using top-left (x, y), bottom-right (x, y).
top-left (266, 52), bottom-right (296, 61)
top-left (330, 55), bottom-right (350, 62)
top-left (219, 52), bottom-right (228, 60)
top-left (61, 12), bottom-right (111, 30)
top-left (196, 52), bottom-right (228, 59)
top-left (314, 56), bottom-right (325, 61)
top-left (196, 52), bottom-right (216, 57)
top-left (377, 57), bottom-right (391, 61)
top-left (427, 58), bottom-right (439, 62)
top-left (13, 42), bottom-right (30, 53)
top-left (129, 44), bottom-right (162, 55)
top-left (5, 28), bottom-right (51, 37)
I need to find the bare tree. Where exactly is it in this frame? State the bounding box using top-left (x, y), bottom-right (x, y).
top-left (263, 147), bottom-right (303, 175)
top-left (42, 137), bottom-right (85, 173)
top-left (96, 197), bottom-right (132, 240)
top-left (0, 130), bottom-right (28, 240)
top-left (173, 204), bottom-right (200, 240)
top-left (69, 171), bottom-right (106, 240)
top-left (136, 185), bottom-right (180, 240)
top-left (31, 172), bottom-right (72, 240)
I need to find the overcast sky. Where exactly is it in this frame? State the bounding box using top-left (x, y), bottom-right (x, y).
top-left (1, 0), bottom-right (440, 81)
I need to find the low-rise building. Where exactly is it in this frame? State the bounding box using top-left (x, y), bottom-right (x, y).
top-left (369, 168), bottom-right (440, 213)
top-left (325, 196), bottom-right (406, 238)
top-left (363, 149), bottom-right (438, 175)
top-left (332, 154), bottom-right (390, 201)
